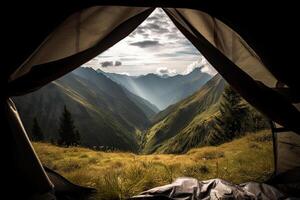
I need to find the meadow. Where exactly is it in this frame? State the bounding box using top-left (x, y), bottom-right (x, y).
top-left (33, 129), bottom-right (274, 200)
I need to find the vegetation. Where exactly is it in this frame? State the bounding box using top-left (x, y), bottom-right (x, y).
top-left (34, 130), bottom-right (274, 200)
top-left (209, 86), bottom-right (269, 145)
top-left (31, 117), bottom-right (44, 141)
top-left (14, 67), bottom-right (150, 151)
top-left (19, 69), bottom-right (274, 199)
top-left (58, 105), bottom-right (80, 146)
top-left (214, 85), bottom-right (249, 140)
top-left (142, 74), bottom-right (226, 154)
top-left (143, 75), bottom-right (270, 154)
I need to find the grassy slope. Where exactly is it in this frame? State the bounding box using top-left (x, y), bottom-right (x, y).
top-left (142, 74), bottom-right (225, 154)
top-left (14, 74), bottom-right (139, 151)
top-left (34, 130), bottom-right (274, 200)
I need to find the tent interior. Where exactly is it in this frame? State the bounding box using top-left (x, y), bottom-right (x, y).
top-left (1, 1), bottom-right (300, 199)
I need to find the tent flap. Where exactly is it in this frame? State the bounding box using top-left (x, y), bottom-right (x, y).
top-left (8, 7), bottom-right (154, 96)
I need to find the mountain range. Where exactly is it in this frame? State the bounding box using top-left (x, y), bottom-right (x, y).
top-left (14, 67), bottom-right (224, 153)
top-left (100, 66), bottom-right (212, 110)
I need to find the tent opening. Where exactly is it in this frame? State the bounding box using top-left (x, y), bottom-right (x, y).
top-left (11, 7), bottom-right (282, 199)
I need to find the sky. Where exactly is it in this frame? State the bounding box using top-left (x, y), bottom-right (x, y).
top-left (83, 8), bottom-right (216, 77)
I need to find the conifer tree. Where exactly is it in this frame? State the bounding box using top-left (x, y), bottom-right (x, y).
top-left (211, 86), bottom-right (248, 144)
top-left (58, 105), bottom-right (80, 146)
top-left (31, 117), bottom-right (44, 141)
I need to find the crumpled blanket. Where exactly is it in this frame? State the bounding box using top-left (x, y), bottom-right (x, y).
top-left (129, 177), bottom-right (288, 200)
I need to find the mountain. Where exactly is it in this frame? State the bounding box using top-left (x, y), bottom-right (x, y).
top-left (13, 67), bottom-right (158, 152)
top-left (100, 67), bottom-right (212, 110)
top-left (122, 89), bottom-right (160, 119)
top-left (72, 68), bottom-right (159, 119)
top-left (141, 74), bottom-right (226, 154)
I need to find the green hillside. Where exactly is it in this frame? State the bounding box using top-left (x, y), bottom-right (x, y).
top-left (142, 74), bottom-right (226, 153)
top-left (14, 68), bottom-right (158, 151)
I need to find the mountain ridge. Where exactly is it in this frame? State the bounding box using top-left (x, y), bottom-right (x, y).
top-left (99, 67), bottom-right (212, 110)
top-left (14, 68), bottom-right (160, 151)
top-left (14, 67), bottom-right (219, 153)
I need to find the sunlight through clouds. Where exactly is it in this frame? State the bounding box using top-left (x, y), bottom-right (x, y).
top-left (83, 8), bottom-right (215, 76)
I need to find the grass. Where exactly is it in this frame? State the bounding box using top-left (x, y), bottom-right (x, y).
top-left (33, 130), bottom-right (274, 200)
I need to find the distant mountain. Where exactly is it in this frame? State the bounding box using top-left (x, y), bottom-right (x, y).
top-left (122, 89), bottom-right (160, 119)
top-left (14, 68), bottom-right (158, 152)
top-left (141, 74), bottom-right (226, 154)
top-left (99, 67), bottom-right (212, 110)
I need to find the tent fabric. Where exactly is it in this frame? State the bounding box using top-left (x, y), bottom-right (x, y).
top-left (130, 177), bottom-right (287, 200)
top-left (44, 166), bottom-right (96, 199)
top-left (271, 102), bottom-right (300, 177)
top-left (275, 130), bottom-right (300, 174)
top-left (1, 2), bottom-right (299, 198)
top-left (10, 6), bottom-right (150, 81)
top-left (1, 6), bottom-right (154, 198)
top-left (4, 98), bottom-right (53, 196)
top-left (166, 8), bottom-right (277, 87)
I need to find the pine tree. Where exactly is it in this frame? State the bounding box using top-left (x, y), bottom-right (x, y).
top-left (211, 86), bottom-right (248, 144)
top-left (58, 105), bottom-right (80, 146)
top-left (31, 117), bottom-right (44, 141)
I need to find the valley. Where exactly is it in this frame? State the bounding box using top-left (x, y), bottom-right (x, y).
top-left (102, 66), bottom-right (212, 110)
top-left (14, 66), bottom-right (269, 154)
top-left (15, 66), bottom-right (273, 199)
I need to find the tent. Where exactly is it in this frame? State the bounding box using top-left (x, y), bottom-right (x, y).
top-left (1, 1), bottom-right (299, 199)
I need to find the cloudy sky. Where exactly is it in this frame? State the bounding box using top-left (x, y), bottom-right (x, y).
top-left (83, 8), bottom-right (216, 76)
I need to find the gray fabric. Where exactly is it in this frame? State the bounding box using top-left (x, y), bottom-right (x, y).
top-left (130, 177), bottom-right (287, 200)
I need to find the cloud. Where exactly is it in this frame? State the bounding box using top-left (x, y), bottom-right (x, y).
top-left (184, 57), bottom-right (217, 76)
top-left (176, 50), bottom-right (200, 56)
top-left (85, 8), bottom-right (209, 76)
top-left (118, 72), bottom-right (130, 76)
top-left (166, 33), bottom-right (180, 39)
top-left (101, 61), bottom-right (114, 67)
top-left (147, 16), bottom-right (159, 21)
top-left (130, 40), bottom-right (161, 48)
top-left (142, 23), bottom-right (169, 33)
top-left (101, 61), bottom-right (122, 67)
top-left (155, 53), bottom-right (180, 57)
top-left (136, 29), bottom-right (145, 34)
top-left (144, 23), bottom-right (160, 30)
top-left (156, 67), bottom-right (177, 76)
top-left (114, 61), bottom-right (122, 66)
